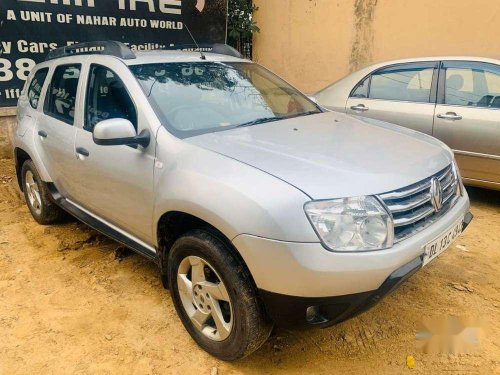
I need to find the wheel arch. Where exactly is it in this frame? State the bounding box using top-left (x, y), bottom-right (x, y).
top-left (14, 147), bottom-right (32, 191)
top-left (156, 210), bottom-right (258, 292)
top-left (14, 144), bottom-right (52, 190)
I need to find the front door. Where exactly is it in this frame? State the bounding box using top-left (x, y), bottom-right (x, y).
top-left (70, 61), bottom-right (156, 244)
top-left (346, 61), bottom-right (438, 135)
top-left (433, 61), bottom-right (500, 184)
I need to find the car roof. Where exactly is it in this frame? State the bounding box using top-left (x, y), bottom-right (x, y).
top-left (30, 50), bottom-right (250, 76)
top-left (125, 50), bottom-right (249, 65)
top-left (39, 48), bottom-right (249, 68)
top-left (361, 55), bottom-right (500, 71)
top-left (35, 40), bottom-right (251, 71)
top-left (314, 55), bottom-right (500, 95)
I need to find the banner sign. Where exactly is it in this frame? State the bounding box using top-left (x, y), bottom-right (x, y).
top-left (0, 0), bottom-right (228, 107)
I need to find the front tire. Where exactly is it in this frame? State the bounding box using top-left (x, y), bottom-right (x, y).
top-left (168, 229), bottom-right (272, 361)
top-left (21, 160), bottom-right (66, 225)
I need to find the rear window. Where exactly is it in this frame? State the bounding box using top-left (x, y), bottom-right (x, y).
top-left (443, 61), bottom-right (500, 108)
top-left (27, 68), bottom-right (49, 109)
top-left (44, 64), bottom-right (81, 125)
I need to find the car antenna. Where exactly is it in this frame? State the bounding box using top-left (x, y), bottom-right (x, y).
top-left (184, 24), bottom-right (206, 60)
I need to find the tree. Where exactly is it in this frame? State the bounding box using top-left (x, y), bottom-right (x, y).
top-left (227, 0), bottom-right (259, 57)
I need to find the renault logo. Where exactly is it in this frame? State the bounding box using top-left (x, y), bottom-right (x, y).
top-left (430, 177), bottom-right (443, 212)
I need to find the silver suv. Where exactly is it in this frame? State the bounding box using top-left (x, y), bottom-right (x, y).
top-left (14, 41), bottom-right (472, 360)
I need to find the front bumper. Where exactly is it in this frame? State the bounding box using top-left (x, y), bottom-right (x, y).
top-left (259, 255), bottom-right (423, 328)
top-left (262, 210), bottom-right (472, 328)
top-left (232, 194), bottom-right (472, 327)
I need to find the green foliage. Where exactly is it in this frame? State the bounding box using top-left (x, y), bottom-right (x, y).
top-left (227, 0), bottom-right (260, 42)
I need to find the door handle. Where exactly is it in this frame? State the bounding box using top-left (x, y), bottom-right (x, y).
top-left (76, 147), bottom-right (90, 157)
top-left (38, 130), bottom-right (47, 138)
top-left (437, 112), bottom-right (462, 120)
top-left (350, 104), bottom-right (369, 112)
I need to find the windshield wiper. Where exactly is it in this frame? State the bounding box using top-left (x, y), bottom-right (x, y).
top-left (235, 117), bottom-right (280, 128)
top-left (235, 110), bottom-right (321, 129)
top-left (278, 110), bottom-right (322, 121)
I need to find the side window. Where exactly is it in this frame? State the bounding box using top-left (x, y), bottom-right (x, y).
top-left (350, 76), bottom-right (369, 98)
top-left (85, 65), bottom-right (137, 132)
top-left (444, 62), bottom-right (500, 108)
top-left (27, 68), bottom-right (49, 109)
top-left (44, 64), bottom-right (81, 125)
top-left (369, 63), bottom-right (435, 103)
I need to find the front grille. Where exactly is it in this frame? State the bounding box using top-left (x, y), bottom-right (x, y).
top-left (378, 164), bottom-right (460, 242)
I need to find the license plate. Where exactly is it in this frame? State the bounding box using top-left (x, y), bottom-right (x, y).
top-left (422, 216), bottom-right (464, 267)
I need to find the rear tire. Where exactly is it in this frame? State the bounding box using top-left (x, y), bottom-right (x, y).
top-left (21, 160), bottom-right (66, 225)
top-left (167, 229), bottom-right (272, 361)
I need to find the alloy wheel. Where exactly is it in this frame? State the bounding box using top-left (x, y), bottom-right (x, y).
top-left (177, 256), bottom-right (233, 341)
top-left (25, 170), bottom-right (42, 215)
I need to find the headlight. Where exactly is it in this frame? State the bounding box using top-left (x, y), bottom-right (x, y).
top-left (304, 196), bottom-right (394, 252)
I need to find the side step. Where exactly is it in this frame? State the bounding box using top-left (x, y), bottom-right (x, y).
top-left (47, 183), bottom-right (157, 261)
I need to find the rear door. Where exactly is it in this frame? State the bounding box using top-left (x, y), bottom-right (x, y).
top-left (37, 62), bottom-right (83, 197)
top-left (17, 67), bottom-right (49, 138)
top-left (433, 61), bottom-right (500, 184)
top-left (346, 61), bottom-right (438, 134)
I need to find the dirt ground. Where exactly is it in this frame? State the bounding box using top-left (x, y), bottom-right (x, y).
top-left (0, 157), bottom-right (499, 374)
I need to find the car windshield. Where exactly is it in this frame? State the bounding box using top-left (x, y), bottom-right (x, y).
top-left (130, 62), bottom-right (321, 137)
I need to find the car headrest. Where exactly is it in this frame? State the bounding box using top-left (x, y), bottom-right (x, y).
top-left (446, 74), bottom-right (465, 91)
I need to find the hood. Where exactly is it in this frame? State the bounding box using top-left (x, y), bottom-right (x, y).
top-left (186, 112), bottom-right (452, 199)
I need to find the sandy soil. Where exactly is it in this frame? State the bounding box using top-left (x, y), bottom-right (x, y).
top-left (0, 157), bottom-right (499, 374)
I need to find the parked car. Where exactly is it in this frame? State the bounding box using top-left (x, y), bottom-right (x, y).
top-left (15, 42), bottom-right (472, 360)
top-left (312, 57), bottom-right (500, 191)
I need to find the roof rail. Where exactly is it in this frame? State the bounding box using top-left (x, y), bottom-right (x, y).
top-left (45, 41), bottom-right (136, 61)
top-left (164, 43), bottom-right (243, 59)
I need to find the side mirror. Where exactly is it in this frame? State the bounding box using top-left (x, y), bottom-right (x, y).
top-left (93, 118), bottom-right (150, 148)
